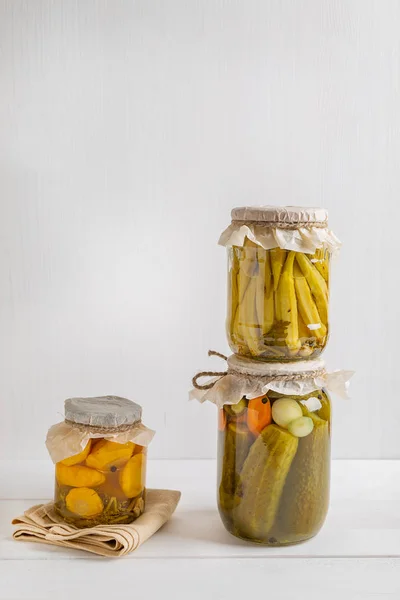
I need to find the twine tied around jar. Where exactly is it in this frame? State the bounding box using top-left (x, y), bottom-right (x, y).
top-left (231, 219), bottom-right (328, 230)
top-left (64, 419), bottom-right (140, 434)
top-left (191, 350), bottom-right (229, 390)
top-left (192, 350), bottom-right (327, 391)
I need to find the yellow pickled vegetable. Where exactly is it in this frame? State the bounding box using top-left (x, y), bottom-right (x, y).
top-left (56, 462), bottom-right (106, 487)
top-left (119, 453), bottom-right (145, 498)
top-left (65, 487), bottom-right (104, 517)
top-left (312, 248), bottom-right (329, 282)
top-left (293, 262), bottom-right (326, 342)
top-left (270, 248), bottom-right (287, 291)
top-left (85, 440), bottom-right (135, 471)
top-left (263, 251), bottom-right (275, 335)
top-left (275, 252), bottom-right (300, 353)
top-left (296, 253), bottom-right (328, 326)
top-left (60, 440), bottom-right (92, 466)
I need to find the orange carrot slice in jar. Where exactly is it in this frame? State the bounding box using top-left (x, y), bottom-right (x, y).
top-left (247, 395), bottom-right (272, 435)
top-left (235, 412), bottom-right (248, 424)
top-left (218, 409), bottom-right (227, 431)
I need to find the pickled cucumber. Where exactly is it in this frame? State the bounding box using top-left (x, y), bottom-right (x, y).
top-left (232, 424), bottom-right (298, 540)
top-left (218, 422), bottom-right (254, 512)
top-left (276, 409), bottom-right (330, 540)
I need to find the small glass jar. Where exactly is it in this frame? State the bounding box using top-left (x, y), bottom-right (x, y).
top-left (46, 396), bottom-right (154, 528)
top-left (216, 357), bottom-right (331, 545)
top-left (219, 206), bottom-right (340, 361)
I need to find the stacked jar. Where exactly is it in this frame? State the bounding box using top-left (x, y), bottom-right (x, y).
top-left (192, 206), bottom-right (352, 546)
top-left (221, 206), bottom-right (338, 361)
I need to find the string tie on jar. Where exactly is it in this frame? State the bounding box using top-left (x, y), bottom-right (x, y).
top-left (191, 350), bottom-right (327, 390)
top-left (231, 219), bottom-right (328, 230)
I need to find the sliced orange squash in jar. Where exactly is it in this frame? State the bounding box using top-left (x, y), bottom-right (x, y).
top-left (56, 463), bottom-right (106, 487)
top-left (85, 440), bottom-right (135, 471)
top-left (65, 487), bottom-right (104, 517)
top-left (60, 439), bottom-right (92, 466)
top-left (119, 453), bottom-right (145, 498)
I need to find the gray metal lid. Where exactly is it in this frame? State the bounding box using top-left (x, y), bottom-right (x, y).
top-left (64, 396), bottom-right (142, 428)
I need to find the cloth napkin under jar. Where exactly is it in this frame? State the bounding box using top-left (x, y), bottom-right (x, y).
top-left (12, 489), bottom-right (181, 558)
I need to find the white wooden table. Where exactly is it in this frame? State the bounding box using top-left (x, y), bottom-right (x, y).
top-left (1, 459), bottom-right (399, 599)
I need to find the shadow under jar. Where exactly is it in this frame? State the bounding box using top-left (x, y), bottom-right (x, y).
top-left (217, 357), bottom-right (331, 546)
top-left (219, 206), bottom-right (340, 361)
top-left (46, 396), bottom-right (154, 528)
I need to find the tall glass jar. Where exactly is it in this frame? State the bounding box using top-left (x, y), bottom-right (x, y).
top-left (46, 396), bottom-right (155, 528)
top-left (192, 354), bottom-right (352, 545)
top-left (218, 206), bottom-right (341, 361)
top-left (216, 357), bottom-right (332, 545)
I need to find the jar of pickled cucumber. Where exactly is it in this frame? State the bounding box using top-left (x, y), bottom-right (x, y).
top-left (46, 396), bottom-right (155, 528)
top-left (191, 354), bottom-right (353, 546)
top-left (218, 206), bottom-right (341, 361)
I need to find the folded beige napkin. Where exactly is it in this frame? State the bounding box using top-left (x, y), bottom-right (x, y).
top-left (12, 489), bottom-right (181, 558)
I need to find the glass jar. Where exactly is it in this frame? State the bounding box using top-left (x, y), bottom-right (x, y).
top-left (46, 396), bottom-right (154, 528)
top-left (219, 206), bottom-right (340, 361)
top-left (216, 357), bottom-right (331, 545)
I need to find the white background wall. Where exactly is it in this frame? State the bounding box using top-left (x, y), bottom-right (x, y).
top-left (0, 0), bottom-right (398, 460)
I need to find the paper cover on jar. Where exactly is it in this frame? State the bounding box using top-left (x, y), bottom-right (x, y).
top-left (219, 206), bottom-right (341, 254)
top-left (46, 395), bottom-right (155, 464)
top-left (190, 354), bottom-right (354, 410)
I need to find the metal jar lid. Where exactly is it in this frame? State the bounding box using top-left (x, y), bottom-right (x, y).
top-left (64, 396), bottom-right (142, 428)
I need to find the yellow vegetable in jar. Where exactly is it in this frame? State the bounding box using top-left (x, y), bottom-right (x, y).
top-left (119, 453), bottom-right (145, 498)
top-left (60, 439), bottom-right (92, 466)
top-left (56, 462), bottom-right (106, 487)
top-left (65, 487), bottom-right (104, 517)
top-left (85, 440), bottom-right (135, 471)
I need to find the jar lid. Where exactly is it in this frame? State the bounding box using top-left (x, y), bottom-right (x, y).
top-left (64, 396), bottom-right (142, 428)
top-left (227, 355), bottom-right (326, 378)
top-left (231, 206), bottom-right (328, 226)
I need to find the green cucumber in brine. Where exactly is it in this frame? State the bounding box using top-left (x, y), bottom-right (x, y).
top-left (218, 421), bottom-right (254, 512)
top-left (275, 408), bottom-right (330, 540)
top-left (232, 424), bottom-right (298, 541)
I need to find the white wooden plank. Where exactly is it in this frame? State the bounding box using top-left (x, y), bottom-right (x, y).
top-left (0, 557), bottom-right (399, 600)
top-left (1, 460), bottom-right (400, 559)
